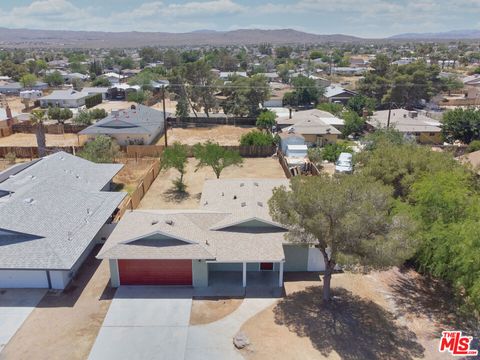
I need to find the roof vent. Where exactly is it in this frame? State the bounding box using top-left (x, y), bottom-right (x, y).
top-left (257, 201), bottom-right (263, 207)
top-left (86, 208), bottom-right (92, 215)
top-left (203, 201), bottom-right (208, 206)
top-left (233, 195), bottom-right (237, 200)
top-left (165, 219), bottom-right (174, 226)
top-left (151, 219), bottom-right (158, 225)
top-left (24, 198), bottom-right (34, 204)
top-left (240, 183), bottom-right (244, 187)
top-left (241, 202), bottom-right (246, 207)
top-left (254, 182), bottom-right (259, 187)
top-left (221, 192), bottom-right (224, 196)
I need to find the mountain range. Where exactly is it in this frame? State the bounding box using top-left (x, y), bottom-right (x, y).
top-left (0, 27), bottom-right (478, 48)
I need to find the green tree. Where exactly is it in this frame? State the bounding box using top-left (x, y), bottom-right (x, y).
top-left (342, 110), bottom-right (365, 137)
top-left (31, 109), bottom-right (47, 157)
top-left (222, 75), bottom-right (270, 117)
top-left (20, 73), bottom-right (37, 88)
top-left (307, 147), bottom-right (323, 167)
top-left (268, 175), bottom-right (416, 301)
top-left (291, 75), bottom-right (322, 106)
top-left (321, 143), bottom-right (353, 162)
top-left (78, 135), bottom-right (120, 163)
top-left (127, 90), bottom-right (151, 104)
top-left (193, 141), bottom-right (243, 178)
top-left (239, 130), bottom-right (274, 146)
top-left (92, 77), bottom-right (111, 87)
top-left (442, 108), bottom-right (480, 144)
top-left (317, 102), bottom-right (344, 116)
top-left (44, 71), bottom-right (64, 86)
top-left (347, 95), bottom-right (376, 116)
top-left (160, 142), bottom-right (189, 192)
top-left (256, 110), bottom-right (276, 132)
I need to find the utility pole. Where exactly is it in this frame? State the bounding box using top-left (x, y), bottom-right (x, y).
top-left (162, 85), bottom-right (168, 147)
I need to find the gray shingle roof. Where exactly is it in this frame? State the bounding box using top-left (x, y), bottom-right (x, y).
top-left (98, 179), bottom-right (291, 263)
top-left (79, 104), bottom-right (170, 136)
top-left (0, 152), bottom-right (126, 270)
top-left (368, 109), bottom-right (442, 133)
top-left (39, 90), bottom-right (90, 101)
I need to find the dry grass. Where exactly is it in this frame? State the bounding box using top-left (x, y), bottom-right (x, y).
top-left (190, 297), bottom-right (243, 325)
top-left (0, 133), bottom-right (83, 147)
top-left (0, 246), bottom-right (114, 360)
top-left (240, 269), bottom-right (474, 360)
top-left (113, 159), bottom-right (156, 194)
top-left (155, 125), bottom-right (254, 146)
top-left (138, 157), bottom-right (285, 210)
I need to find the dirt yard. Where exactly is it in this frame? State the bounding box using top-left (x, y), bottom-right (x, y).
top-left (138, 157), bottom-right (285, 209)
top-left (155, 125), bottom-right (254, 146)
top-left (0, 246), bottom-right (115, 360)
top-left (190, 297), bottom-right (243, 325)
top-left (240, 268), bottom-right (478, 360)
top-left (0, 133), bottom-right (83, 147)
top-left (113, 158), bottom-right (156, 194)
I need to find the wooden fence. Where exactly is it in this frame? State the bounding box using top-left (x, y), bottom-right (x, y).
top-left (126, 144), bottom-right (276, 158)
top-left (12, 123), bottom-right (87, 134)
top-left (113, 160), bottom-right (161, 222)
top-left (277, 151), bottom-right (292, 179)
top-left (0, 127), bottom-right (12, 138)
top-left (0, 146), bottom-right (80, 158)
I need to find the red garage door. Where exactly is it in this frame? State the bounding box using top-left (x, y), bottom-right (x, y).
top-left (118, 259), bottom-right (192, 285)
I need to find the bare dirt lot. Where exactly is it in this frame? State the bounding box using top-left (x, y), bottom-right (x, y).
top-left (0, 246), bottom-right (115, 360)
top-left (156, 125), bottom-right (254, 146)
top-left (0, 133), bottom-right (83, 147)
top-left (113, 158), bottom-right (156, 194)
top-left (190, 297), bottom-right (243, 325)
top-left (138, 157), bottom-right (286, 209)
top-left (90, 100), bottom-right (137, 113)
top-left (240, 268), bottom-right (478, 360)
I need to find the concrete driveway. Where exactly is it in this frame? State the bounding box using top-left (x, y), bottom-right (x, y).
top-left (0, 289), bottom-right (46, 353)
top-left (88, 286), bottom-right (193, 360)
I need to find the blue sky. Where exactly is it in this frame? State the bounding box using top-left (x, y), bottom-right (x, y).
top-left (0, 0), bottom-right (478, 38)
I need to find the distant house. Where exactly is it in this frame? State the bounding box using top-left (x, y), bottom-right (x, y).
top-left (63, 72), bottom-right (89, 83)
top-left (277, 109), bottom-right (342, 147)
top-left (39, 89), bottom-right (90, 108)
top-left (79, 104), bottom-right (170, 145)
top-left (102, 72), bottom-right (126, 85)
top-left (367, 109), bottom-right (442, 144)
top-left (463, 74), bottom-right (480, 87)
top-left (0, 151), bottom-right (125, 289)
top-left (331, 67), bottom-right (366, 76)
top-left (0, 81), bottom-right (47, 95)
top-left (322, 84), bottom-right (358, 104)
top-left (0, 106), bottom-right (17, 129)
top-left (219, 71), bottom-right (248, 80)
top-left (258, 72), bottom-right (281, 82)
top-left (83, 87), bottom-right (110, 100)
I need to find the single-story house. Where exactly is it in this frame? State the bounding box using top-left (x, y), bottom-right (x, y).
top-left (219, 71), bottom-right (248, 80)
top-left (98, 179), bottom-right (326, 288)
top-left (331, 67), bottom-right (366, 76)
top-left (63, 72), bottom-right (89, 83)
top-left (463, 74), bottom-right (480, 87)
top-left (0, 82), bottom-right (22, 95)
top-left (367, 109), bottom-right (443, 144)
top-left (79, 104), bottom-right (170, 146)
top-left (102, 72), bottom-right (126, 85)
top-left (258, 72), bottom-right (281, 82)
top-left (323, 84), bottom-right (358, 104)
top-left (83, 87), bottom-right (110, 100)
top-left (39, 89), bottom-right (91, 108)
top-left (0, 106), bottom-right (17, 129)
top-left (277, 109), bottom-right (343, 146)
top-left (0, 152), bottom-right (126, 289)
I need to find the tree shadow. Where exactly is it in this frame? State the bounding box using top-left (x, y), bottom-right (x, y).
top-left (273, 286), bottom-right (425, 360)
top-left (389, 269), bottom-right (479, 336)
top-left (163, 188), bottom-right (191, 202)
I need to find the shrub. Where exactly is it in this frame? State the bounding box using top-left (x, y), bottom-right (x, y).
top-left (307, 147), bottom-right (323, 167)
top-left (239, 130), bottom-right (274, 146)
top-left (321, 143), bottom-right (353, 162)
top-left (467, 140), bottom-right (480, 153)
top-left (5, 152), bottom-right (16, 164)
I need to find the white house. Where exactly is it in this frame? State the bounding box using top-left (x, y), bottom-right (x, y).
top-left (39, 90), bottom-right (91, 108)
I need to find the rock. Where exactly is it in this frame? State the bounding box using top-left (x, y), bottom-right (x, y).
top-left (233, 331), bottom-right (250, 349)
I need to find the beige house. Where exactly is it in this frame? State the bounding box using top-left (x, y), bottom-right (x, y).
top-left (368, 109), bottom-right (442, 144)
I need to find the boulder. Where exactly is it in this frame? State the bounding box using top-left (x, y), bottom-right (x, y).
top-left (233, 331), bottom-right (250, 349)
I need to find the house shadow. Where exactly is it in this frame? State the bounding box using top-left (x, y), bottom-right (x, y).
top-left (273, 286), bottom-right (425, 360)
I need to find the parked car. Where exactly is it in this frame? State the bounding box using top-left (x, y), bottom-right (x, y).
top-left (335, 152), bottom-right (353, 174)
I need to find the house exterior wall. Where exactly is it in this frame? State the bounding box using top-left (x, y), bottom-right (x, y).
top-left (109, 259), bottom-right (120, 287)
top-left (418, 132), bottom-right (442, 144)
top-left (280, 136), bottom-right (305, 153)
top-left (307, 248), bottom-right (326, 271)
top-left (192, 260), bottom-right (208, 287)
top-left (0, 270), bottom-right (49, 288)
top-left (283, 244), bottom-right (309, 271)
top-left (40, 98), bottom-right (87, 108)
top-left (302, 134), bottom-right (338, 146)
top-left (209, 263), bottom-right (243, 271)
top-left (49, 270), bottom-right (70, 289)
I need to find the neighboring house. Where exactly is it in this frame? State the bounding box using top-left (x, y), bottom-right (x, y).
top-left (258, 72), bottom-right (281, 82)
top-left (331, 67), bottom-right (366, 76)
top-left (323, 84), bottom-right (358, 104)
top-left (98, 179), bottom-right (326, 288)
top-left (63, 72), bottom-right (89, 83)
top-left (83, 87), bottom-right (110, 100)
top-left (368, 109), bottom-right (443, 144)
top-left (0, 82), bottom-right (22, 95)
top-left (277, 109), bottom-right (343, 146)
top-left (0, 152), bottom-right (125, 289)
top-left (0, 106), bottom-right (17, 129)
top-left (39, 89), bottom-right (90, 108)
top-left (463, 74), bottom-right (480, 87)
top-left (102, 72), bottom-right (126, 85)
top-left (20, 90), bottom-right (43, 102)
top-left (219, 71), bottom-right (248, 80)
top-left (79, 104), bottom-right (170, 145)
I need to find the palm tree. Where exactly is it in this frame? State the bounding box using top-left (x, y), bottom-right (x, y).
top-left (31, 109), bottom-right (46, 157)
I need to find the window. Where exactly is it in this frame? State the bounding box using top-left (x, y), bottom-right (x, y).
top-left (429, 132), bottom-right (436, 136)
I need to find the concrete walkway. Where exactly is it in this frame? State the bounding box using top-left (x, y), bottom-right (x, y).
top-left (88, 287), bottom-right (193, 360)
top-left (185, 297), bottom-right (277, 360)
top-left (0, 289), bottom-right (46, 354)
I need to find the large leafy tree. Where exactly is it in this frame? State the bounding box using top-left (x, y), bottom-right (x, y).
top-left (442, 108), bottom-right (480, 144)
top-left (20, 73), bottom-right (37, 88)
top-left (256, 110), bottom-right (276, 132)
top-left (160, 142), bottom-right (189, 192)
top-left (193, 141), bottom-right (243, 179)
top-left (78, 136), bottom-right (120, 163)
top-left (222, 75), bottom-right (270, 117)
top-left (269, 175), bottom-right (416, 301)
top-left (183, 61), bottom-right (218, 117)
top-left (290, 75), bottom-right (323, 106)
